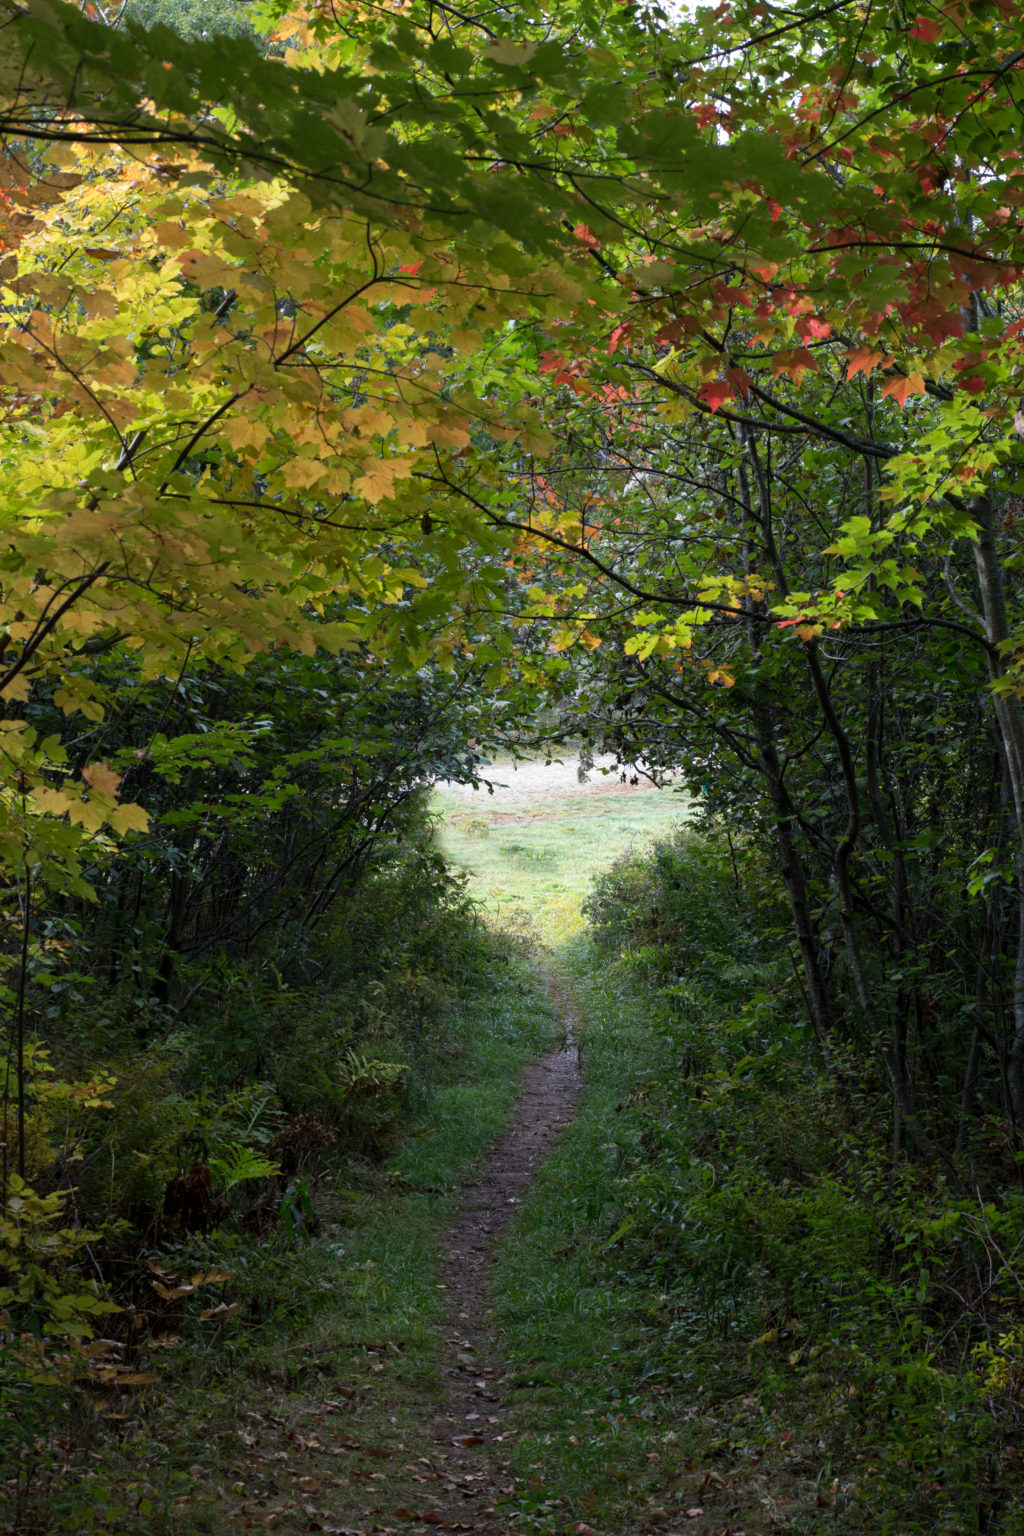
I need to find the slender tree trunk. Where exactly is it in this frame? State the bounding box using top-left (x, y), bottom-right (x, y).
top-left (802, 638), bottom-right (951, 1168)
top-left (967, 494), bottom-right (1024, 1121)
top-left (750, 699), bottom-right (836, 1051)
top-left (971, 495), bottom-right (1024, 853)
top-left (733, 433), bottom-right (837, 1058)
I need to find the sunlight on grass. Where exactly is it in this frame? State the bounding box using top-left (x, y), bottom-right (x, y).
top-left (431, 756), bottom-right (689, 945)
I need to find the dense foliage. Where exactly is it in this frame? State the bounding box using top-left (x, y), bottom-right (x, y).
top-left (530, 826), bottom-right (1024, 1532)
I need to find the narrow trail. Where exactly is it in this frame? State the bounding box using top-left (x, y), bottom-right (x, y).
top-left (409, 972), bottom-right (581, 1534)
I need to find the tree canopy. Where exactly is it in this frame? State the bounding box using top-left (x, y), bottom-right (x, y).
top-left (2, 0), bottom-right (1024, 1200)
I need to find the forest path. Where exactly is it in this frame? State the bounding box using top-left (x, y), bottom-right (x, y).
top-left (386, 967), bottom-right (581, 1535)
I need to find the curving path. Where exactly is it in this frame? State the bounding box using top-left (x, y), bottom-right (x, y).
top-left (410, 983), bottom-right (581, 1533)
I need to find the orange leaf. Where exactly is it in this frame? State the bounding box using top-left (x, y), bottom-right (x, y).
top-left (845, 346), bottom-right (893, 380)
top-left (879, 372), bottom-right (926, 407)
top-left (771, 348), bottom-right (819, 383)
top-left (81, 761), bottom-right (121, 798)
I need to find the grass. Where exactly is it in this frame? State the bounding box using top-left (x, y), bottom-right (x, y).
top-left (492, 942), bottom-right (700, 1534)
top-left (491, 942), bottom-right (838, 1536)
top-left (432, 755), bottom-right (687, 943)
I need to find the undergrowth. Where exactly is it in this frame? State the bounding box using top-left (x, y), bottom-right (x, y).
top-left (496, 824), bottom-right (1024, 1536)
top-left (1, 836), bottom-right (555, 1535)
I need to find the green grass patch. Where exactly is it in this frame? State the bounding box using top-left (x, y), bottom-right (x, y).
top-left (432, 756), bottom-right (687, 944)
top-left (493, 943), bottom-right (704, 1535)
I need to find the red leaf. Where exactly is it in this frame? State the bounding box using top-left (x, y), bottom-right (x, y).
top-left (573, 223), bottom-right (601, 250)
top-left (725, 366), bottom-right (752, 400)
top-left (796, 316), bottom-right (832, 341)
top-left (608, 323), bottom-right (632, 354)
top-left (397, 261), bottom-right (422, 275)
top-left (909, 16), bottom-right (942, 40)
top-left (655, 321), bottom-right (683, 347)
top-left (699, 379), bottom-right (736, 412)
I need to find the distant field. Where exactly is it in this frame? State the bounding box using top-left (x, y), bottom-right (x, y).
top-left (431, 754), bottom-right (689, 944)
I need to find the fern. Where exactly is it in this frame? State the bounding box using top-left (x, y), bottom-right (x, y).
top-left (208, 1141), bottom-right (280, 1192)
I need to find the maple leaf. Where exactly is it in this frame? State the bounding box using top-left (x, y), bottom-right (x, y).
top-left (699, 380), bottom-right (736, 412)
top-left (796, 316), bottom-right (832, 341)
top-left (81, 761), bottom-right (121, 798)
top-left (879, 372), bottom-right (926, 407)
top-left (110, 803), bottom-right (151, 835)
top-left (923, 312), bottom-right (964, 346)
top-left (0, 673), bottom-right (31, 702)
top-left (354, 462), bottom-right (397, 502)
top-left (845, 346), bottom-right (893, 380)
top-left (572, 224), bottom-right (600, 251)
top-left (608, 323), bottom-right (632, 354)
top-left (909, 16), bottom-right (942, 40)
top-left (771, 348), bottom-right (819, 383)
top-left (725, 366), bottom-right (752, 400)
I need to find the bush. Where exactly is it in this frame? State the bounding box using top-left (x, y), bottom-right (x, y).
top-left (574, 823), bottom-right (1024, 1533)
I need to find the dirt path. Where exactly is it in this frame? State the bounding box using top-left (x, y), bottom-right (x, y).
top-left (409, 978), bottom-right (581, 1533)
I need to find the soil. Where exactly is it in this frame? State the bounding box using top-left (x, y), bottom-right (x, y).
top-left (405, 974), bottom-right (581, 1533)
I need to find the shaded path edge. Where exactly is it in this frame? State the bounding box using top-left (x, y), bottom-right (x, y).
top-left (418, 967), bottom-right (582, 1533)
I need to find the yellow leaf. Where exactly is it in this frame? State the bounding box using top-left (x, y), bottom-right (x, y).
top-left (81, 761), bottom-right (121, 798)
top-left (0, 673), bottom-right (31, 702)
top-left (220, 416), bottom-right (266, 451)
top-left (280, 457), bottom-right (326, 489)
top-left (353, 461), bottom-right (396, 503)
top-left (32, 787), bottom-right (77, 819)
top-left (109, 803), bottom-right (151, 836)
